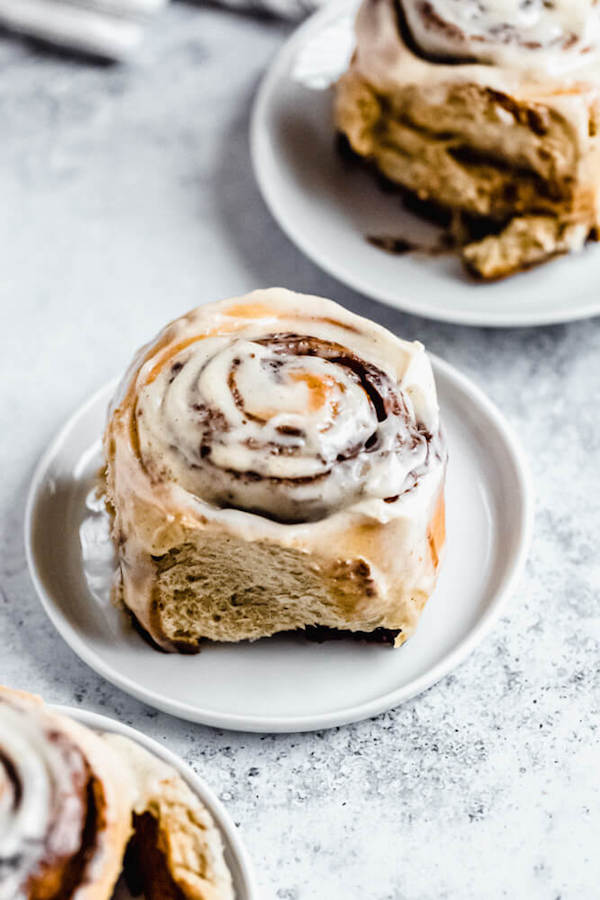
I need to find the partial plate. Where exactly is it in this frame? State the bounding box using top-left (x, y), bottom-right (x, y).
top-left (251, 0), bottom-right (600, 327)
top-left (26, 360), bottom-right (533, 733)
top-left (53, 705), bottom-right (258, 899)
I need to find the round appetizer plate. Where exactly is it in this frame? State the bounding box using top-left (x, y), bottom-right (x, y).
top-left (26, 360), bottom-right (532, 733)
top-left (251, 0), bottom-right (600, 328)
top-left (53, 705), bottom-right (258, 899)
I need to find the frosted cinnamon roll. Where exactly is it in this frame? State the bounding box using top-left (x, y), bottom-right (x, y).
top-left (104, 288), bottom-right (446, 651)
top-left (0, 687), bottom-right (234, 900)
top-left (335, 0), bottom-right (600, 278)
top-left (0, 687), bottom-right (132, 900)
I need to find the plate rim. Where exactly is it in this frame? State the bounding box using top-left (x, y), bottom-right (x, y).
top-left (50, 704), bottom-right (258, 899)
top-left (250, 0), bottom-right (600, 329)
top-left (25, 358), bottom-right (534, 733)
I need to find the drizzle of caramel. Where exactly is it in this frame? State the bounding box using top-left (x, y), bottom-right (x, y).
top-left (144, 335), bottom-right (207, 385)
top-left (224, 301), bottom-right (279, 319)
top-left (427, 491), bottom-right (446, 568)
top-left (289, 371), bottom-right (337, 412)
top-left (242, 372), bottom-right (339, 421)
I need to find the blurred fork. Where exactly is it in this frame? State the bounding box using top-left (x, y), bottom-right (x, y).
top-left (0, 0), bottom-right (168, 59)
top-left (0, 0), bottom-right (323, 60)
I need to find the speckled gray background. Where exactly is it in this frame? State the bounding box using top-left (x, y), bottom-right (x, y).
top-left (1, 5), bottom-right (599, 898)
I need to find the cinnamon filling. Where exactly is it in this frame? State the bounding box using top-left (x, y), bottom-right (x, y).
top-left (255, 333), bottom-right (398, 423)
top-left (394, 0), bottom-right (479, 64)
top-left (28, 771), bottom-right (105, 900)
top-left (393, 0), bottom-right (589, 65)
top-left (0, 749), bottom-right (22, 807)
top-left (123, 812), bottom-right (185, 900)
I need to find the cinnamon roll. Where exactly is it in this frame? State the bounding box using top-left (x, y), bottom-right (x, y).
top-left (104, 288), bottom-right (446, 651)
top-left (0, 687), bottom-right (132, 900)
top-left (0, 687), bottom-right (234, 899)
top-left (335, 0), bottom-right (600, 278)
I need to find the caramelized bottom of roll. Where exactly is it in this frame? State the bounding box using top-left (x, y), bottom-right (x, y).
top-left (302, 625), bottom-right (401, 645)
top-left (124, 813), bottom-right (185, 900)
top-left (114, 485), bottom-right (446, 653)
top-left (133, 613), bottom-right (404, 648)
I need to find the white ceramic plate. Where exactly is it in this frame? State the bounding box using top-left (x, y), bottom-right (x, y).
top-left (26, 359), bottom-right (532, 733)
top-left (53, 705), bottom-right (257, 899)
top-left (251, 0), bottom-right (600, 327)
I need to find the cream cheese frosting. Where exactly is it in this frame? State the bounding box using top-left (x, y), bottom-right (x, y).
top-left (134, 322), bottom-right (437, 522)
top-left (109, 287), bottom-right (444, 530)
top-left (400, 0), bottom-right (600, 74)
top-left (354, 0), bottom-right (600, 101)
top-left (0, 701), bottom-right (87, 900)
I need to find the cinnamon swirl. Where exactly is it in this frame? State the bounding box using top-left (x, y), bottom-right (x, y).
top-left (0, 687), bottom-right (132, 900)
top-left (335, 0), bottom-right (600, 278)
top-left (104, 288), bottom-right (446, 651)
top-left (0, 688), bottom-right (234, 899)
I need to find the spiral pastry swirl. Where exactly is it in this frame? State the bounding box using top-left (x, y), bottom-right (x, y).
top-left (398, 0), bottom-right (600, 71)
top-left (0, 689), bottom-right (131, 900)
top-left (0, 703), bottom-right (88, 900)
top-left (104, 290), bottom-right (446, 650)
top-left (135, 328), bottom-right (435, 523)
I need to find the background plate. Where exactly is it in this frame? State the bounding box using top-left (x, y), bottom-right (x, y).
top-left (27, 358), bottom-right (533, 732)
top-left (55, 705), bottom-right (257, 899)
top-left (251, 0), bottom-right (600, 327)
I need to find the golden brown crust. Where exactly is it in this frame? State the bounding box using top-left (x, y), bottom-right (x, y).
top-left (335, 10), bottom-right (600, 279)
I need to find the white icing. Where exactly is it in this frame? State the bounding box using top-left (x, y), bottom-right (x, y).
top-left (132, 292), bottom-right (441, 522)
top-left (401, 0), bottom-right (600, 74)
top-left (354, 0), bottom-right (600, 96)
top-left (404, 0), bottom-right (600, 66)
top-left (0, 701), bottom-right (86, 900)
